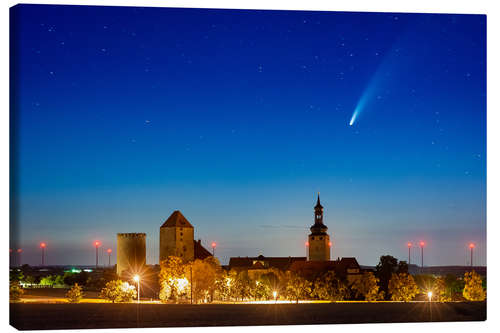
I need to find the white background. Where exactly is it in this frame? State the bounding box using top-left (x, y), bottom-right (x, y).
top-left (2, 1), bottom-right (498, 333)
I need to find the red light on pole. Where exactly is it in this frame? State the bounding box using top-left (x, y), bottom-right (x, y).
top-left (211, 242), bottom-right (216, 256)
top-left (407, 242), bottom-right (412, 265)
top-left (40, 242), bottom-right (46, 266)
top-left (328, 242), bottom-right (332, 247)
top-left (469, 243), bottom-right (475, 267)
top-left (17, 249), bottom-right (23, 267)
top-left (419, 241), bottom-right (425, 268)
top-left (107, 248), bottom-right (112, 266)
top-left (94, 241), bottom-right (101, 268)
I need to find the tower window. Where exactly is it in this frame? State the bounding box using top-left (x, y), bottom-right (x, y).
top-left (311, 237), bottom-right (315, 240)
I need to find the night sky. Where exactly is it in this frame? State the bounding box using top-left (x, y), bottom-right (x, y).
top-left (10, 4), bottom-right (486, 267)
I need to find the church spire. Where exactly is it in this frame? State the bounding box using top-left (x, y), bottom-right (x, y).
top-left (315, 192), bottom-right (323, 209)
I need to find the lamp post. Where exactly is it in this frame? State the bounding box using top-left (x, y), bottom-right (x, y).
top-left (94, 241), bottom-right (101, 268)
top-left (40, 242), bottom-right (46, 266)
top-left (427, 291), bottom-right (432, 302)
top-left (469, 243), bottom-right (475, 267)
top-left (419, 241), bottom-right (425, 268)
top-left (273, 290), bottom-right (278, 303)
top-left (17, 249), bottom-right (23, 267)
top-left (407, 242), bottom-right (412, 265)
top-left (107, 249), bottom-right (112, 266)
top-left (211, 242), bottom-right (216, 257)
top-left (133, 275), bottom-right (140, 304)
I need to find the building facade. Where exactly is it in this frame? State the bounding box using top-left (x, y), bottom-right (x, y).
top-left (308, 194), bottom-right (331, 261)
top-left (159, 210), bottom-right (195, 262)
top-left (116, 233), bottom-right (146, 277)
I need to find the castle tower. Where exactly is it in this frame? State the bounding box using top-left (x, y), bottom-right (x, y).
top-left (159, 210), bottom-right (194, 263)
top-left (116, 233), bottom-right (146, 277)
top-left (308, 193), bottom-right (331, 261)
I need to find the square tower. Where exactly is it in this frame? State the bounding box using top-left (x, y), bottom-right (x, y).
top-left (308, 194), bottom-right (331, 261)
top-left (159, 210), bottom-right (194, 262)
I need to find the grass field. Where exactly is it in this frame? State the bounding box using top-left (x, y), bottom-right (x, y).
top-left (10, 301), bottom-right (486, 330)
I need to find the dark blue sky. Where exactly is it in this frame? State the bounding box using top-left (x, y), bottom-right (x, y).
top-left (10, 4), bottom-right (486, 266)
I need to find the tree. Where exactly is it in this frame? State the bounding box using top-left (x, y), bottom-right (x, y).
top-left (433, 276), bottom-right (451, 302)
top-left (463, 270), bottom-right (486, 301)
top-left (312, 271), bottom-right (347, 301)
top-left (66, 283), bottom-right (84, 303)
top-left (40, 275), bottom-right (56, 286)
top-left (10, 281), bottom-right (24, 301)
top-left (159, 256), bottom-right (187, 303)
top-left (352, 271), bottom-right (383, 301)
top-left (24, 275), bottom-right (36, 287)
top-left (285, 272), bottom-right (312, 303)
top-left (189, 258), bottom-right (219, 303)
top-left (233, 270), bottom-right (252, 301)
top-left (100, 280), bottom-right (137, 303)
top-left (375, 255), bottom-right (398, 299)
top-left (388, 272), bottom-right (419, 302)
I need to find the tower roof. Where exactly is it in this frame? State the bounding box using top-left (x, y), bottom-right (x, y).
top-left (160, 210), bottom-right (194, 228)
top-left (314, 192), bottom-right (323, 209)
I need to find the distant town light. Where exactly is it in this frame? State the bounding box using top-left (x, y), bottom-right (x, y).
top-left (17, 249), bottom-right (23, 253)
top-left (133, 274), bottom-right (140, 282)
top-left (427, 291), bottom-right (433, 302)
top-left (273, 291), bottom-right (278, 300)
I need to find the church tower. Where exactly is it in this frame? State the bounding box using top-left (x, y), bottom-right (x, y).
top-left (308, 193), bottom-right (331, 261)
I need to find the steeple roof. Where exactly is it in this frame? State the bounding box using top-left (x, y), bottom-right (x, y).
top-left (160, 210), bottom-right (194, 228)
top-left (314, 192), bottom-right (323, 209)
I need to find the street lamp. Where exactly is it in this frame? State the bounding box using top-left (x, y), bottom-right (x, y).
top-left (40, 242), bottom-right (47, 266)
top-left (107, 249), bottom-right (112, 266)
top-left (419, 241), bottom-right (425, 268)
top-left (469, 243), bottom-right (475, 267)
top-left (133, 275), bottom-right (140, 304)
top-left (211, 242), bottom-right (216, 256)
top-left (17, 249), bottom-right (23, 267)
top-left (94, 241), bottom-right (101, 268)
top-left (427, 291), bottom-right (433, 302)
top-left (273, 290), bottom-right (278, 303)
top-left (407, 242), bottom-right (412, 265)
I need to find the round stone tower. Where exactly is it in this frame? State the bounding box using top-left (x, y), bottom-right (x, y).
top-left (116, 233), bottom-right (146, 277)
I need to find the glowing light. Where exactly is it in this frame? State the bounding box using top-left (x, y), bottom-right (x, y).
top-left (420, 241), bottom-right (425, 247)
top-left (349, 109), bottom-right (359, 126)
top-left (305, 241), bottom-right (309, 247)
top-left (328, 242), bottom-right (332, 247)
top-left (407, 242), bottom-right (412, 248)
top-left (40, 242), bottom-right (46, 248)
top-left (133, 275), bottom-right (140, 282)
top-left (94, 241), bottom-right (101, 247)
top-left (427, 291), bottom-right (433, 301)
top-left (107, 248), bottom-right (112, 253)
top-left (469, 243), bottom-right (475, 249)
top-left (273, 291), bottom-right (278, 299)
top-left (176, 278), bottom-right (189, 292)
top-left (211, 242), bottom-right (217, 248)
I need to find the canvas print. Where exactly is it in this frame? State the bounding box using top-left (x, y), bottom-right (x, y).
top-left (9, 4), bottom-right (486, 330)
